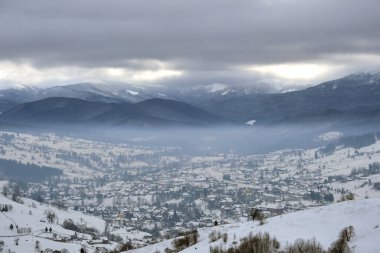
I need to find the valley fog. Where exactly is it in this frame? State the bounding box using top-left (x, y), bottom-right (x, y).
top-left (13, 122), bottom-right (379, 155)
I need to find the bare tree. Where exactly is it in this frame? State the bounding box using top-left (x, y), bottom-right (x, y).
top-left (45, 209), bottom-right (56, 223)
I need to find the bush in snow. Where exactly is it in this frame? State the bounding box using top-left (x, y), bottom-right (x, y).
top-left (210, 232), bottom-right (280, 253)
top-left (249, 208), bottom-right (266, 225)
top-left (339, 193), bottom-right (355, 202)
top-left (329, 226), bottom-right (355, 253)
top-left (44, 209), bottom-right (56, 223)
top-left (209, 230), bottom-right (222, 242)
top-left (285, 238), bottom-right (326, 253)
top-left (223, 233), bottom-right (228, 244)
top-left (172, 230), bottom-right (199, 252)
top-left (63, 219), bottom-right (80, 232)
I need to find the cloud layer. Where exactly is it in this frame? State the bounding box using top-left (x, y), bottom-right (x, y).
top-left (0, 0), bottom-right (379, 89)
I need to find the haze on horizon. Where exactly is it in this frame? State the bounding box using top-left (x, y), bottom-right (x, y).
top-left (0, 0), bottom-right (380, 92)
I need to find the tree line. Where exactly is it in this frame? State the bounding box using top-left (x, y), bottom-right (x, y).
top-left (0, 158), bottom-right (63, 182)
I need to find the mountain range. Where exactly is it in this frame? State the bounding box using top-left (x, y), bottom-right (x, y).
top-left (0, 72), bottom-right (380, 127)
top-left (204, 72), bottom-right (380, 124)
top-left (0, 97), bottom-right (226, 127)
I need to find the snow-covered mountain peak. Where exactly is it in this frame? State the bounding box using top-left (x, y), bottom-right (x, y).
top-left (206, 83), bottom-right (228, 93)
top-left (344, 71), bottom-right (380, 83)
top-left (126, 89), bottom-right (139, 96)
top-left (0, 82), bottom-right (39, 91)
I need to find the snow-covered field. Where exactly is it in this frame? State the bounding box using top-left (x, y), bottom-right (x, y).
top-left (128, 198), bottom-right (380, 253)
top-left (304, 140), bottom-right (380, 178)
top-left (0, 131), bottom-right (170, 178)
top-left (0, 192), bottom-right (116, 253)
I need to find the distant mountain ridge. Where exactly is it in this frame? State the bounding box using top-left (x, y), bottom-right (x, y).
top-left (203, 72), bottom-right (380, 124)
top-left (1, 72), bottom-right (380, 127)
top-left (0, 97), bottom-right (227, 127)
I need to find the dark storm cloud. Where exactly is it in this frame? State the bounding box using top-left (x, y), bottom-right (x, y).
top-left (0, 0), bottom-right (379, 86)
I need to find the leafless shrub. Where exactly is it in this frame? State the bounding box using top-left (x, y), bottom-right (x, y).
top-left (329, 226), bottom-right (355, 253)
top-left (285, 238), bottom-right (326, 253)
top-left (209, 230), bottom-right (222, 242)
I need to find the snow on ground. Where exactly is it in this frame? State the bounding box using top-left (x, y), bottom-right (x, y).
top-left (166, 198), bottom-right (184, 205)
top-left (316, 131), bottom-right (343, 142)
top-left (191, 156), bottom-right (224, 163)
top-left (0, 195), bottom-right (115, 253)
top-left (329, 174), bottom-right (380, 200)
top-left (245, 120), bottom-right (256, 126)
top-left (111, 228), bottom-right (152, 242)
top-left (0, 130), bottom-right (164, 179)
top-left (128, 198), bottom-right (380, 253)
top-left (302, 139), bottom-right (380, 178)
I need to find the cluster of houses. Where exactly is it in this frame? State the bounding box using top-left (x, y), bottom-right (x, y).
top-left (22, 148), bottom-right (345, 244)
top-left (3, 131), bottom-right (378, 244)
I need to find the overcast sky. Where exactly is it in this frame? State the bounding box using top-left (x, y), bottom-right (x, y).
top-left (0, 0), bottom-right (379, 91)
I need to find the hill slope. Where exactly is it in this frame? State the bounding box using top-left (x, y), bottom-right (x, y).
top-left (136, 98), bottom-right (225, 125)
top-left (0, 97), bottom-right (227, 127)
top-left (204, 72), bottom-right (380, 124)
top-left (0, 190), bottom-right (115, 253)
top-left (129, 198), bottom-right (380, 253)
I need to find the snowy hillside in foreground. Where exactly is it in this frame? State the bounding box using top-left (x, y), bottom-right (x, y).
top-left (128, 198), bottom-right (380, 253)
top-left (0, 191), bottom-right (116, 253)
